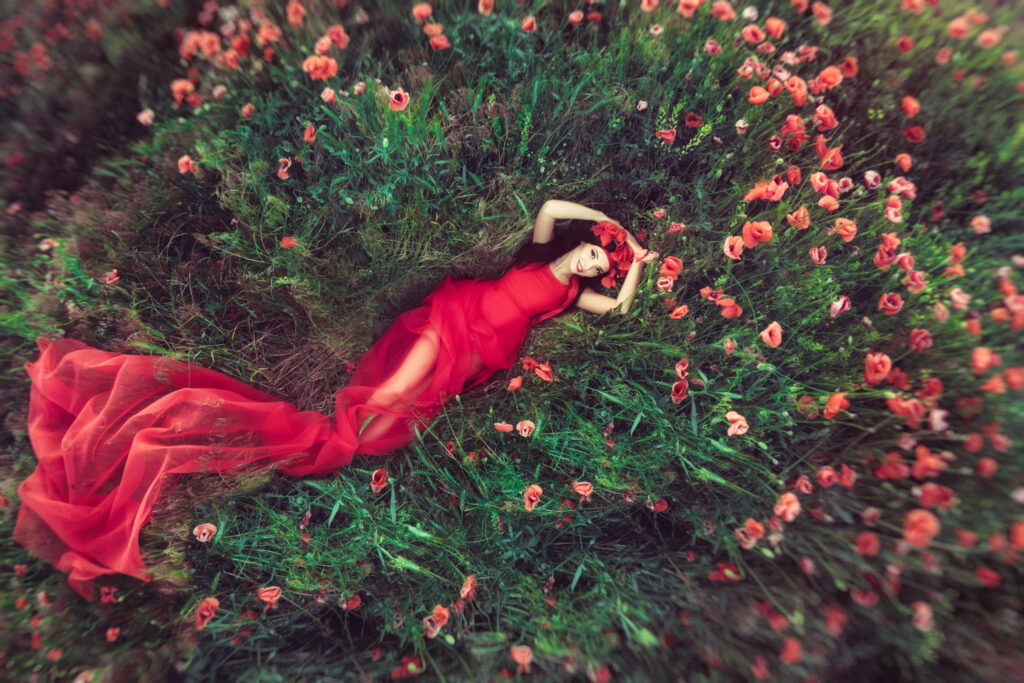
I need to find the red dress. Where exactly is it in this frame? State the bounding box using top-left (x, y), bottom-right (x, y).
top-left (13, 262), bottom-right (578, 599)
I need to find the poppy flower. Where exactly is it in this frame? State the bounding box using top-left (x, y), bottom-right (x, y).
top-left (864, 352), bottom-right (892, 385)
top-left (760, 321), bottom-right (782, 347)
top-left (192, 523), bottom-right (217, 542)
top-left (878, 293), bottom-right (904, 315)
top-left (723, 236), bottom-right (744, 260)
top-left (534, 362), bottom-right (553, 382)
top-left (423, 604), bottom-right (450, 638)
top-left (671, 378), bottom-right (689, 405)
top-left (321, 87), bottom-right (336, 103)
top-left (774, 492), bottom-right (801, 522)
top-left (178, 155), bottom-right (197, 174)
top-left (304, 125), bottom-right (316, 142)
top-left (903, 509), bottom-right (940, 548)
top-left (510, 645), bottom-right (533, 674)
top-left (258, 586), bottom-right (282, 611)
top-left (277, 158), bottom-right (292, 180)
top-left (371, 468), bottom-right (388, 493)
top-left (975, 566), bottom-right (1001, 587)
top-left (523, 485), bottom-right (543, 511)
top-left (725, 410), bottom-right (749, 436)
top-left (809, 246), bottom-right (827, 264)
top-left (573, 481), bottom-right (593, 502)
top-left (823, 393), bottom-right (849, 418)
top-left (735, 518), bottom-right (766, 549)
top-left (670, 305), bottom-right (689, 319)
top-left (241, 103), bottom-right (254, 118)
top-left (779, 637), bottom-right (802, 664)
top-left (280, 236), bottom-right (298, 249)
top-left (506, 376), bottom-right (522, 391)
top-left (655, 128), bottom-right (677, 144)
top-left (521, 15), bottom-right (537, 32)
top-left (648, 498), bottom-right (668, 512)
top-left (326, 24), bottom-right (349, 48)
top-left (855, 532), bottom-right (880, 556)
top-left (195, 597), bottom-right (219, 629)
top-left (302, 55), bottom-right (338, 81)
top-left (411, 2), bottom-right (432, 23)
top-left (461, 574), bottom-right (477, 602)
top-left (742, 221), bottom-right (773, 248)
top-left (718, 298), bottom-right (743, 318)
top-left (516, 420), bottom-right (535, 437)
top-left (749, 86), bottom-right (770, 105)
top-left (494, 422), bottom-right (514, 433)
top-left (106, 626), bottom-right (121, 642)
top-left (660, 256), bottom-right (682, 278)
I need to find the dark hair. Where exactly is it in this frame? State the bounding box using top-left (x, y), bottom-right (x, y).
top-left (509, 222), bottom-right (608, 306)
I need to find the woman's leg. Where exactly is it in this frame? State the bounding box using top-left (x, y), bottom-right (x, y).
top-left (357, 342), bottom-right (486, 444)
top-left (356, 329), bottom-right (441, 441)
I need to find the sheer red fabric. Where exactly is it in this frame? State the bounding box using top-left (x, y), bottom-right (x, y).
top-left (13, 263), bottom-right (578, 600)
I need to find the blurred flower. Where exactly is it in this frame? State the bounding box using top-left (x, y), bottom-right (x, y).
top-left (195, 597), bottom-right (219, 629)
top-left (193, 523), bottom-right (217, 542)
top-left (523, 484), bottom-right (543, 511)
top-left (258, 586), bottom-right (282, 611)
top-left (371, 468), bottom-right (388, 493)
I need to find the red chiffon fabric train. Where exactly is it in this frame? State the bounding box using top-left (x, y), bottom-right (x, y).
top-left (13, 263), bottom-right (579, 600)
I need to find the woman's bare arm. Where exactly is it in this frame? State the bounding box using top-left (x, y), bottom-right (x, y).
top-left (533, 200), bottom-right (608, 244)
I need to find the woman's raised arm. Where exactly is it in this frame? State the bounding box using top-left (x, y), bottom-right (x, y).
top-left (532, 200), bottom-right (608, 244)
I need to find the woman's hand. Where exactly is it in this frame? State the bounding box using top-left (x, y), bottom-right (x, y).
top-left (602, 214), bottom-right (654, 263)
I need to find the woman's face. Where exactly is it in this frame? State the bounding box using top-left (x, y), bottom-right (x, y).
top-left (568, 241), bottom-right (610, 277)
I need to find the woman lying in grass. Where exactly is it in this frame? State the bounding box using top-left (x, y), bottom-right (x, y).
top-left (15, 199), bottom-right (657, 600)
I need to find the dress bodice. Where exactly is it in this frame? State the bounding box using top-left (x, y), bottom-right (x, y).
top-left (492, 263), bottom-right (572, 319)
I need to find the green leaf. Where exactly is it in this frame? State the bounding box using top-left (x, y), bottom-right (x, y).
top-left (570, 561), bottom-right (585, 591)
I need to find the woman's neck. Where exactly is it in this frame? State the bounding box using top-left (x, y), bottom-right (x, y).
top-left (547, 253), bottom-right (574, 285)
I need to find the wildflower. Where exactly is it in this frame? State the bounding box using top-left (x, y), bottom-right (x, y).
top-left (423, 604), bottom-right (450, 638)
top-left (371, 468), bottom-right (388, 493)
top-left (277, 158), bottom-right (292, 180)
top-left (760, 321), bottom-right (782, 347)
top-left (506, 376), bottom-right (522, 391)
top-left (903, 509), bottom-right (940, 548)
top-left (494, 422), bottom-right (514, 432)
top-left (573, 481), bottom-right (594, 502)
top-left (192, 523), bottom-right (217, 542)
top-left (725, 411), bottom-right (749, 436)
top-left (461, 574), bottom-right (477, 602)
top-left (258, 586), bottom-right (282, 611)
top-left (523, 484), bottom-right (543, 511)
top-left (195, 597), bottom-right (219, 629)
top-left (302, 55), bottom-right (337, 81)
top-left (411, 2), bottom-right (432, 24)
top-left (735, 518), bottom-right (766, 549)
top-left (137, 109), bottom-right (154, 126)
top-left (779, 637), bottom-right (802, 664)
top-left (304, 125), bottom-right (316, 143)
top-left (178, 155), bottom-right (197, 174)
top-left (774, 492), bottom-right (800, 522)
top-left (510, 645), bottom-right (533, 674)
top-left (280, 236), bottom-right (298, 249)
top-left (516, 420), bottom-right (535, 437)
